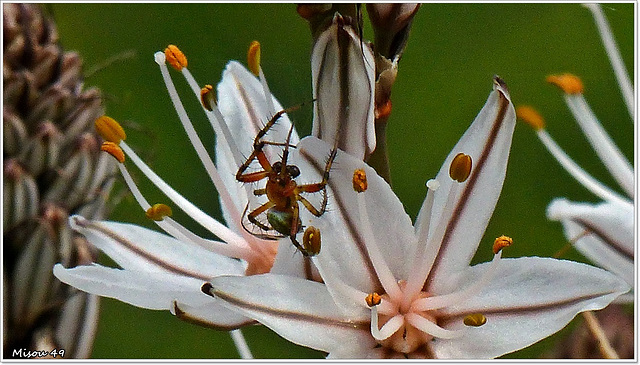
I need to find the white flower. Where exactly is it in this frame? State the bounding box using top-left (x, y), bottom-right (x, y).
top-left (53, 13), bottom-right (377, 353)
top-left (516, 4), bottom-right (633, 302)
top-left (52, 45), bottom-right (295, 332)
top-left (205, 78), bottom-right (630, 358)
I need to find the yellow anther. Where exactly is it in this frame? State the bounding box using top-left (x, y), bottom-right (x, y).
top-left (164, 44), bottom-right (188, 71)
top-left (200, 84), bottom-right (216, 111)
top-left (365, 292), bottom-right (382, 307)
top-left (303, 226), bottom-right (321, 256)
top-left (145, 203), bottom-right (173, 221)
top-left (95, 115), bottom-right (126, 143)
top-left (100, 141), bottom-right (125, 163)
top-left (493, 235), bottom-right (513, 254)
top-left (353, 169), bottom-right (368, 193)
top-left (449, 153), bottom-right (472, 183)
top-left (546, 73), bottom-right (584, 94)
top-left (463, 313), bottom-right (487, 327)
top-left (247, 41), bottom-right (261, 76)
top-left (516, 105), bottom-right (545, 130)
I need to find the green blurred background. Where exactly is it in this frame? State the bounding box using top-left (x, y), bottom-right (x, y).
top-left (45, 3), bottom-right (633, 359)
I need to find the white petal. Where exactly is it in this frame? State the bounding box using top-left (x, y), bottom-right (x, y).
top-left (171, 301), bottom-right (255, 330)
top-left (70, 216), bottom-right (245, 279)
top-left (215, 61), bottom-right (300, 228)
top-left (311, 14), bottom-right (376, 159)
top-left (270, 238), bottom-right (319, 281)
top-left (296, 136), bottom-right (416, 291)
top-left (547, 198), bottom-right (634, 287)
top-left (434, 257), bottom-right (629, 358)
top-left (53, 264), bottom-right (212, 310)
top-left (208, 274), bottom-right (371, 354)
top-left (418, 79), bottom-right (516, 291)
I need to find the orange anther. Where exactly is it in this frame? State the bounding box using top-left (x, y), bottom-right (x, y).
top-left (145, 203), bottom-right (173, 221)
top-left (353, 169), bottom-right (368, 193)
top-left (449, 153), bottom-right (472, 183)
top-left (516, 105), bottom-right (546, 130)
top-left (95, 115), bottom-right (126, 143)
top-left (200, 84), bottom-right (216, 111)
top-left (493, 235), bottom-right (513, 254)
top-left (247, 41), bottom-right (261, 76)
top-left (303, 226), bottom-right (321, 256)
top-left (164, 44), bottom-right (188, 71)
top-left (100, 141), bottom-right (125, 163)
top-left (546, 73), bottom-right (584, 94)
top-left (365, 292), bottom-right (382, 307)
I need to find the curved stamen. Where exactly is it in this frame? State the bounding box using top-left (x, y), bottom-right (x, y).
top-left (583, 4), bottom-right (634, 119)
top-left (119, 141), bottom-right (249, 249)
top-left (411, 251), bottom-right (503, 312)
top-left (370, 310), bottom-right (403, 341)
top-left (536, 129), bottom-right (630, 206)
top-left (405, 312), bottom-right (463, 340)
top-left (356, 179), bottom-right (402, 300)
top-left (154, 52), bottom-right (250, 240)
top-left (404, 179), bottom-right (439, 308)
top-left (563, 94), bottom-right (634, 197)
top-left (116, 157), bottom-right (253, 260)
top-left (180, 66), bottom-right (244, 168)
top-left (403, 179), bottom-right (461, 306)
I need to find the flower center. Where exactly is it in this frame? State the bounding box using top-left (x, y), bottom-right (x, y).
top-left (366, 235), bottom-right (511, 355)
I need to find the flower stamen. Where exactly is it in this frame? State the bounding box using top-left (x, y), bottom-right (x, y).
top-left (145, 203), bottom-right (173, 221)
top-left (411, 236), bottom-right (511, 312)
top-left (100, 141), bottom-right (125, 163)
top-left (95, 115), bottom-right (126, 143)
top-left (302, 226), bottom-right (321, 256)
top-left (449, 153), bottom-right (472, 183)
top-left (164, 44), bottom-right (188, 71)
top-left (405, 313), bottom-right (463, 339)
top-left (546, 73), bottom-right (584, 94)
top-left (365, 292), bottom-right (382, 307)
top-left (354, 168), bottom-right (402, 299)
top-left (246, 40), bottom-right (276, 115)
top-left (352, 168), bottom-right (368, 192)
top-left (516, 106), bottom-right (545, 130)
top-left (200, 84), bottom-right (215, 111)
top-left (492, 235), bottom-right (513, 254)
top-left (463, 313), bottom-right (487, 327)
top-left (247, 40), bottom-right (261, 77)
top-left (371, 312), bottom-right (403, 341)
top-left (517, 105), bottom-right (631, 206)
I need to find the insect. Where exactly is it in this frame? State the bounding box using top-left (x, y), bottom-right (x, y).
top-left (236, 105), bottom-right (337, 256)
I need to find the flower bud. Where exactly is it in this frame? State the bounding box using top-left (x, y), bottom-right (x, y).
top-left (311, 13), bottom-right (376, 160)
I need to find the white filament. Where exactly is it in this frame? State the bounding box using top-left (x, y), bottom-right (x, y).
top-left (154, 52), bottom-right (248, 238)
top-left (180, 67), bottom-right (244, 168)
top-left (117, 161), bottom-right (250, 260)
top-left (536, 130), bottom-right (630, 207)
top-left (583, 3), bottom-right (634, 119)
top-left (403, 180), bottom-right (461, 306)
top-left (370, 308), bottom-right (403, 341)
top-left (564, 94), bottom-right (634, 197)
top-left (405, 313), bottom-right (463, 340)
top-left (411, 251), bottom-right (503, 312)
top-left (258, 67), bottom-right (276, 117)
top-left (119, 141), bottom-right (249, 249)
top-left (357, 189), bottom-right (402, 300)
